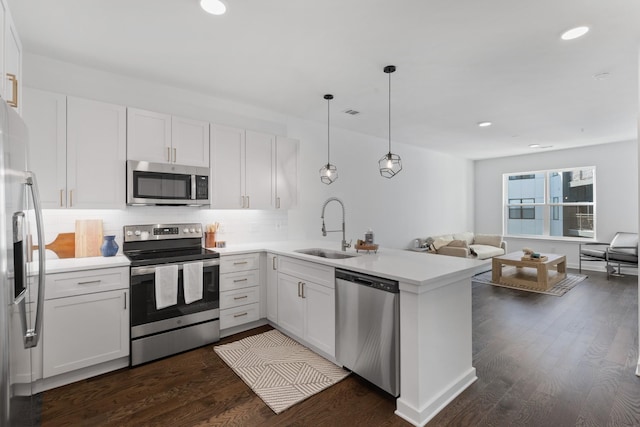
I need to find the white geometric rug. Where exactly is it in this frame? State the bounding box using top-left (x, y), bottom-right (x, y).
top-left (214, 329), bottom-right (349, 414)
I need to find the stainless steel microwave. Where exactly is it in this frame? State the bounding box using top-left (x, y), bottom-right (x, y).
top-left (127, 160), bottom-right (210, 206)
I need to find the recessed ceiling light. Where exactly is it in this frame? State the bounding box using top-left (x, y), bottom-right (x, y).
top-left (200, 0), bottom-right (226, 15)
top-left (561, 26), bottom-right (589, 41)
top-left (529, 144), bottom-right (541, 148)
top-left (477, 121), bottom-right (492, 128)
top-left (593, 72), bottom-right (611, 80)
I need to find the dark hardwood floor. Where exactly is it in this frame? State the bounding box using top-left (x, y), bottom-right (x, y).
top-left (40, 269), bottom-right (640, 426)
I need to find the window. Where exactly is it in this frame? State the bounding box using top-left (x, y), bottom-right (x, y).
top-left (504, 167), bottom-right (595, 239)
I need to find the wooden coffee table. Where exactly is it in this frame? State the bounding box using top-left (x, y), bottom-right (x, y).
top-left (492, 252), bottom-right (567, 291)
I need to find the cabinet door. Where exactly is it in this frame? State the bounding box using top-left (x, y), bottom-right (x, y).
top-left (276, 273), bottom-right (304, 338)
top-left (43, 289), bottom-right (129, 378)
top-left (127, 107), bottom-right (172, 163)
top-left (274, 136), bottom-right (298, 209)
top-left (304, 282), bottom-right (335, 357)
top-left (171, 116), bottom-right (209, 167)
top-left (4, 4), bottom-right (21, 114)
top-left (210, 124), bottom-right (244, 208)
top-left (266, 253), bottom-right (278, 322)
top-left (244, 130), bottom-right (274, 209)
top-left (22, 88), bottom-right (67, 208)
top-left (67, 97), bottom-right (126, 208)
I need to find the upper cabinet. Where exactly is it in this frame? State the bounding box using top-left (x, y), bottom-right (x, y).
top-left (0, 0), bottom-right (22, 114)
top-left (274, 136), bottom-right (298, 209)
top-left (22, 88), bottom-right (126, 209)
top-left (127, 107), bottom-right (209, 168)
top-left (210, 126), bottom-right (274, 209)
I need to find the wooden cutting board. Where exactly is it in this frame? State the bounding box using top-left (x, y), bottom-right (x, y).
top-left (33, 232), bottom-right (76, 259)
top-left (75, 219), bottom-right (103, 257)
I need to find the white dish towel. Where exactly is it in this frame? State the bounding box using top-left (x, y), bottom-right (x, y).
top-left (155, 264), bottom-right (179, 309)
top-left (183, 261), bottom-right (203, 304)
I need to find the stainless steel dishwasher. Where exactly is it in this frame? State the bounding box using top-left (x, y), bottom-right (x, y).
top-left (335, 269), bottom-right (400, 396)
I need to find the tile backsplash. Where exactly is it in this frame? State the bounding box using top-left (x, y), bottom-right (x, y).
top-left (40, 207), bottom-right (289, 258)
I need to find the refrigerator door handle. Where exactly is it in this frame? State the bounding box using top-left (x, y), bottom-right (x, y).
top-left (12, 212), bottom-right (30, 349)
top-left (24, 172), bottom-right (46, 349)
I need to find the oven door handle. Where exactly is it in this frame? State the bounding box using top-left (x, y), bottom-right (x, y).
top-left (131, 259), bottom-right (220, 276)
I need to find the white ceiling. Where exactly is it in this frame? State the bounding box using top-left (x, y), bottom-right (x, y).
top-left (8, 0), bottom-right (640, 160)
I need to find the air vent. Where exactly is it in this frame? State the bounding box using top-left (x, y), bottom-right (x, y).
top-left (343, 109), bottom-right (360, 115)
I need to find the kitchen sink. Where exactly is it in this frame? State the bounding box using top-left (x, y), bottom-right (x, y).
top-left (294, 248), bottom-right (358, 259)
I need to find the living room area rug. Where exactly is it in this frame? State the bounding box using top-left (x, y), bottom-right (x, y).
top-left (473, 268), bottom-right (587, 296)
top-left (214, 329), bottom-right (349, 414)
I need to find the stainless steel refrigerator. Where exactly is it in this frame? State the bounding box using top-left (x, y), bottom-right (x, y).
top-left (0, 101), bottom-right (46, 426)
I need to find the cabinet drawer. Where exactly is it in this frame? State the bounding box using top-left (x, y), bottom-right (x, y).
top-left (45, 267), bottom-right (129, 300)
top-left (220, 287), bottom-right (259, 309)
top-left (220, 270), bottom-right (259, 292)
top-left (279, 256), bottom-right (335, 289)
top-left (220, 253), bottom-right (260, 273)
top-left (220, 303), bottom-right (259, 329)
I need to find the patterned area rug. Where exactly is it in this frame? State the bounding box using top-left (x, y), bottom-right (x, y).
top-left (473, 268), bottom-right (587, 296)
top-left (214, 329), bottom-right (349, 414)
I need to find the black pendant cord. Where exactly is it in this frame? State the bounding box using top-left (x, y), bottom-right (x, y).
top-left (388, 69), bottom-right (391, 155)
top-left (327, 96), bottom-right (331, 165)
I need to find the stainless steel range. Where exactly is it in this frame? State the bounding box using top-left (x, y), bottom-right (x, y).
top-left (123, 223), bottom-right (220, 366)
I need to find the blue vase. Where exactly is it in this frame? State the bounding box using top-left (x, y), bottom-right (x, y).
top-left (100, 235), bottom-right (119, 257)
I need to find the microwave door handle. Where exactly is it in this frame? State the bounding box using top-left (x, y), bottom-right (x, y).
top-left (191, 175), bottom-right (196, 200)
top-left (24, 172), bottom-right (46, 349)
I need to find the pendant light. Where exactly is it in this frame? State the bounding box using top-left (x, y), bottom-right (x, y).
top-left (320, 94), bottom-right (338, 184)
top-left (379, 65), bottom-right (402, 178)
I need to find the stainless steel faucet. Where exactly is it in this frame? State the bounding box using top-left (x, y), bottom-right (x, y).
top-left (321, 197), bottom-right (351, 251)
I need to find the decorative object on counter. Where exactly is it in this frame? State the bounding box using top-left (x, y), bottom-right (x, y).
top-left (32, 232), bottom-right (75, 259)
top-left (75, 219), bottom-right (104, 257)
top-left (320, 94), bottom-right (338, 184)
top-left (205, 222), bottom-right (219, 248)
top-left (379, 65), bottom-right (402, 178)
top-left (100, 235), bottom-right (119, 257)
top-left (365, 228), bottom-right (375, 244)
top-left (215, 241), bottom-right (226, 248)
top-left (214, 329), bottom-right (349, 414)
top-left (355, 240), bottom-right (378, 253)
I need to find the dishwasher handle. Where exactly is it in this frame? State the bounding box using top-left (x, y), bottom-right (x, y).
top-left (335, 269), bottom-right (399, 293)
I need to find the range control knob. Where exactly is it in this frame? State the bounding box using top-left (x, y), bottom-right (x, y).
top-left (183, 228), bottom-right (190, 233)
top-left (126, 230), bottom-right (133, 236)
top-left (134, 230), bottom-right (141, 236)
top-left (190, 228), bottom-right (196, 233)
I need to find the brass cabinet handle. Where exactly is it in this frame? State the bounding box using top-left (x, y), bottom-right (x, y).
top-left (173, 147), bottom-right (177, 163)
top-left (166, 147), bottom-right (171, 162)
top-left (233, 295), bottom-right (248, 300)
top-left (246, 196), bottom-right (250, 208)
top-left (6, 73), bottom-right (17, 108)
top-left (124, 291), bottom-right (127, 310)
top-left (233, 278), bottom-right (248, 283)
top-left (241, 195), bottom-right (245, 208)
top-left (276, 197), bottom-right (281, 209)
top-left (60, 189), bottom-right (64, 207)
top-left (301, 282), bottom-right (305, 299)
top-left (272, 256), bottom-right (277, 270)
top-left (233, 261), bottom-right (248, 265)
top-left (233, 312), bottom-right (248, 318)
top-left (77, 280), bottom-right (101, 285)
top-left (69, 190), bottom-right (73, 207)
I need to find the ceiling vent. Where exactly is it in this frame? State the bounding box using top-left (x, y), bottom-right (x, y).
top-left (343, 109), bottom-right (360, 116)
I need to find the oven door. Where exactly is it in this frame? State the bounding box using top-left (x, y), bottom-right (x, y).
top-left (130, 259), bottom-right (219, 339)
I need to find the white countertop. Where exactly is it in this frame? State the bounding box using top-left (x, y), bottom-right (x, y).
top-left (35, 255), bottom-right (131, 275)
top-left (210, 240), bottom-right (488, 286)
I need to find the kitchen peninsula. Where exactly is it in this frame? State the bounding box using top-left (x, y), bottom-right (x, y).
top-left (213, 241), bottom-right (486, 426)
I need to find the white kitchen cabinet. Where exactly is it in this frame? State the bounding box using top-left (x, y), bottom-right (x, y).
top-left (43, 267), bottom-right (129, 379)
top-left (210, 125), bottom-right (273, 209)
top-left (277, 256), bottom-right (335, 357)
top-left (22, 89), bottom-right (126, 209)
top-left (274, 136), bottom-right (298, 209)
top-left (127, 107), bottom-right (209, 167)
top-left (219, 253), bottom-right (261, 330)
top-left (266, 253), bottom-right (278, 322)
top-left (0, 0), bottom-right (22, 114)
top-left (22, 88), bottom-right (66, 209)
top-left (67, 96), bottom-right (126, 208)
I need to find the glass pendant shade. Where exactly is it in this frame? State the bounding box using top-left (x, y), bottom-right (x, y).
top-left (320, 163), bottom-right (338, 184)
top-left (378, 152), bottom-right (402, 178)
top-left (320, 94), bottom-right (338, 184)
top-left (379, 65), bottom-right (402, 179)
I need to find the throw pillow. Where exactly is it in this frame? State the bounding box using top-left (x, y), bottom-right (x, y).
top-left (447, 239), bottom-right (469, 248)
top-left (473, 234), bottom-right (503, 248)
top-left (432, 238), bottom-right (453, 250)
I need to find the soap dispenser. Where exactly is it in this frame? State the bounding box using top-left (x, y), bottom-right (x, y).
top-left (365, 228), bottom-right (374, 244)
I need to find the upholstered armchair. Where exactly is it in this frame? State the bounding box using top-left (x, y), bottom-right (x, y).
top-left (579, 232), bottom-right (638, 279)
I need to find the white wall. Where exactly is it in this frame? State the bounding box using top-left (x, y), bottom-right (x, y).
top-left (475, 140), bottom-right (638, 269)
top-left (24, 53), bottom-right (475, 252)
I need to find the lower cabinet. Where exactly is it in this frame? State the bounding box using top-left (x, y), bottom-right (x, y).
top-left (276, 256), bottom-right (335, 357)
top-left (266, 252), bottom-right (278, 322)
top-left (220, 253), bottom-right (261, 330)
top-left (43, 267), bottom-right (129, 380)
